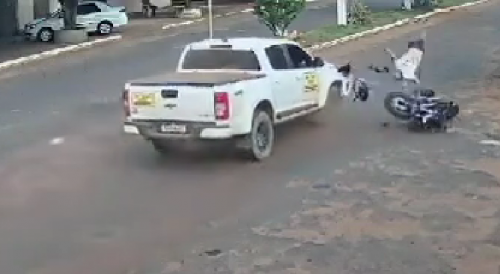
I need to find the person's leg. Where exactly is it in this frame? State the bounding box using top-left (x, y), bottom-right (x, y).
top-left (341, 73), bottom-right (355, 97)
top-left (151, 5), bottom-right (157, 17)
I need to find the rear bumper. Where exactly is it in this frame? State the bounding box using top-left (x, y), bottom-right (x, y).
top-left (123, 120), bottom-right (233, 139)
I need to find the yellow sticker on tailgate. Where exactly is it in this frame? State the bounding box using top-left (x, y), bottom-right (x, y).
top-left (133, 93), bottom-right (156, 106)
top-left (304, 72), bottom-right (320, 93)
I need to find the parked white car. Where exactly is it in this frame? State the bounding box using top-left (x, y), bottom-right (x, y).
top-left (24, 0), bottom-right (128, 42)
top-left (122, 37), bottom-right (347, 161)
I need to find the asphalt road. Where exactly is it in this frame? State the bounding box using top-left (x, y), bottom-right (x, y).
top-left (0, 0), bottom-right (404, 158)
top-left (0, 1), bottom-right (499, 274)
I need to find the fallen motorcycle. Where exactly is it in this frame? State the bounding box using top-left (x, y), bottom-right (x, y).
top-left (384, 88), bottom-right (460, 132)
top-left (372, 33), bottom-right (460, 132)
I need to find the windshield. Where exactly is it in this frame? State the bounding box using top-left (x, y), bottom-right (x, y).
top-left (181, 49), bottom-right (261, 71)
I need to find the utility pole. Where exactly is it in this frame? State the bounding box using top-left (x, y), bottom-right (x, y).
top-left (208, 0), bottom-right (213, 38)
top-left (337, 0), bottom-right (347, 25)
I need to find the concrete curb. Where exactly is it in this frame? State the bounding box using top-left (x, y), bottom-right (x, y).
top-left (305, 0), bottom-right (491, 52)
top-left (0, 35), bottom-right (122, 72)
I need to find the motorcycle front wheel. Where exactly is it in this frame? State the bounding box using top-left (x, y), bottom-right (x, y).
top-left (384, 91), bottom-right (412, 120)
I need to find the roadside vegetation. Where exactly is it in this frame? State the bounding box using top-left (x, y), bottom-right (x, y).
top-left (296, 0), bottom-right (477, 46)
top-left (253, 0), bottom-right (307, 37)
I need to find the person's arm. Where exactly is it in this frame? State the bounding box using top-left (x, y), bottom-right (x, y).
top-left (384, 48), bottom-right (397, 62)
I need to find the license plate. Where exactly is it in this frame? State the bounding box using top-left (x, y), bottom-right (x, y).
top-left (159, 124), bottom-right (187, 134)
top-left (133, 93), bottom-right (155, 106)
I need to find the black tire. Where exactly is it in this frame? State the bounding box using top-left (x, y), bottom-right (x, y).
top-left (97, 21), bottom-right (113, 35)
top-left (243, 110), bottom-right (275, 161)
top-left (151, 139), bottom-right (169, 155)
top-left (37, 28), bottom-right (54, 42)
top-left (354, 79), bottom-right (370, 101)
top-left (384, 91), bottom-right (412, 120)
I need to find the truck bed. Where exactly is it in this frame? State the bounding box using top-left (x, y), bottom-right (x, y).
top-left (130, 72), bottom-right (265, 87)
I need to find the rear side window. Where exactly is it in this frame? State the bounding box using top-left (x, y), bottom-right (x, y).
top-left (77, 3), bottom-right (101, 15)
top-left (265, 45), bottom-right (289, 70)
top-left (181, 49), bottom-right (261, 71)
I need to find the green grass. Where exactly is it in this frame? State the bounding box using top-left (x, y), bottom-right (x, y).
top-left (299, 0), bottom-right (478, 46)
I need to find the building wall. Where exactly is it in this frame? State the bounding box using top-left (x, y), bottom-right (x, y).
top-left (107, 0), bottom-right (144, 12)
top-left (0, 0), bottom-right (18, 37)
top-left (17, 0), bottom-right (35, 30)
top-left (108, 0), bottom-right (213, 13)
top-left (34, 0), bottom-right (60, 18)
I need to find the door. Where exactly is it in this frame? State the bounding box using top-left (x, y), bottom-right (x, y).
top-left (76, 3), bottom-right (102, 30)
top-left (264, 45), bottom-right (303, 113)
top-left (283, 44), bottom-right (321, 106)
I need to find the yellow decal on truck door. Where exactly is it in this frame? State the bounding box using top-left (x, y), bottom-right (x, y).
top-left (304, 72), bottom-right (320, 93)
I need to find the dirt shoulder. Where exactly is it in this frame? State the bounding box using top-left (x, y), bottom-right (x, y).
top-left (154, 2), bottom-right (500, 274)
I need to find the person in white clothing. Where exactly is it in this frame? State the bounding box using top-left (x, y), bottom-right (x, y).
top-left (369, 31), bottom-right (426, 91)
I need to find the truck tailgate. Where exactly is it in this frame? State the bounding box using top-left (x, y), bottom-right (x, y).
top-left (128, 84), bottom-right (215, 122)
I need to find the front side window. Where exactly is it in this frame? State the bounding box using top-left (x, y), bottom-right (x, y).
top-left (285, 44), bottom-right (314, 69)
top-left (181, 49), bottom-right (261, 71)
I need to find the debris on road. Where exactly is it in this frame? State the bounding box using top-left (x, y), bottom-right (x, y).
top-left (203, 249), bottom-right (223, 257)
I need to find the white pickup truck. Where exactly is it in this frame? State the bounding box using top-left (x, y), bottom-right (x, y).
top-left (122, 37), bottom-right (346, 161)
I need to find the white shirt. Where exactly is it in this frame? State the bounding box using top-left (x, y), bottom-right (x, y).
top-left (395, 48), bottom-right (423, 82)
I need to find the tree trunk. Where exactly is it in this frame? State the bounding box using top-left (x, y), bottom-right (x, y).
top-left (59, 0), bottom-right (78, 29)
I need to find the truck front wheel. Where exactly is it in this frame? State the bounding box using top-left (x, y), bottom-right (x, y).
top-left (243, 110), bottom-right (275, 161)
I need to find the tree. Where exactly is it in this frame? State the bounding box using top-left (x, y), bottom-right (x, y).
top-left (254, 0), bottom-right (306, 37)
top-left (348, 0), bottom-right (372, 25)
top-left (58, 0), bottom-right (78, 30)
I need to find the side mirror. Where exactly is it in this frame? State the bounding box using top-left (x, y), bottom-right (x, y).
top-left (312, 56), bottom-right (324, 67)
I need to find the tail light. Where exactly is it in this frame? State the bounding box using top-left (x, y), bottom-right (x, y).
top-left (122, 89), bottom-right (131, 117)
top-left (214, 92), bottom-right (230, 120)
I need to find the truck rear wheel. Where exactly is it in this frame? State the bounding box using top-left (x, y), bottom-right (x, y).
top-left (243, 110), bottom-right (275, 161)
